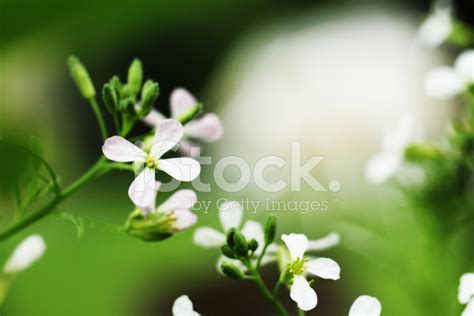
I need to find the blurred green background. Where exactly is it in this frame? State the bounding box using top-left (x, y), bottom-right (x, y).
top-left (1, 0), bottom-right (473, 315)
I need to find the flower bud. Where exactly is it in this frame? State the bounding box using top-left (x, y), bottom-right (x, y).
top-left (102, 83), bottom-right (118, 114)
top-left (232, 230), bottom-right (248, 257)
top-left (264, 215), bottom-right (277, 245)
top-left (127, 59), bottom-right (143, 97)
top-left (221, 245), bottom-right (236, 259)
top-left (124, 209), bottom-right (174, 242)
top-left (177, 102), bottom-right (203, 125)
top-left (404, 143), bottom-right (441, 163)
top-left (248, 239), bottom-right (259, 252)
top-left (139, 80), bottom-right (159, 117)
top-left (221, 261), bottom-right (245, 280)
top-left (226, 228), bottom-right (237, 248)
top-left (67, 56), bottom-right (95, 99)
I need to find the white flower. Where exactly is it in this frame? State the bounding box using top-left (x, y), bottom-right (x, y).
top-left (172, 295), bottom-right (200, 316)
top-left (365, 114), bottom-right (414, 184)
top-left (418, 7), bottom-right (452, 47)
top-left (425, 50), bottom-right (474, 99)
top-left (3, 235), bottom-right (46, 274)
top-left (281, 233), bottom-right (341, 311)
top-left (102, 119), bottom-right (200, 208)
top-left (143, 88), bottom-right (223, 157)
top-left (348, 295), bottom-right (381, 316)
top-left (459, 273), bottom-right (474, 316)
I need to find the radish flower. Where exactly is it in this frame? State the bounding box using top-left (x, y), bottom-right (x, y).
top-left (281, 233), bottom-right (341, 311)
top-left (348, 295), bottom-right (382, 316)
top-left (459, 273), bottom-right (474, 316)
top-left (172, 295), bottom-right (200, 316)
top-left (143, 88), bottom-right (223, 156)
top-left (3, 235), bottom-right (46, 274)
top-left (418, 6), bottom-right (452, 47)
top-left (425, 50), bottom-right (474, 100)
top-left (102, 119), bottom-right (200, 208)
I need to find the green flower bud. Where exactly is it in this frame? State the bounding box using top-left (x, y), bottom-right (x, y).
top-left (226, 228), bottom-right (237, 248)
top-left (124, 209), bottom-right (175, 242)
top-left (221, 245), bottom-right (236, 259)
top-left (264, 215), bottom-right (277, 245)
top-left (67, 56), bottom-right (95, 99)
top-left (232, 230), bottom-right (248, 257)
top-left (221, 261), bottom-right (245, 280)
top-left (139, 80), bottom-right (159, 117)
top-left (177, 103), bottom-right (203, 125)
top-left (127, 59), bottom-right (143, 97)
top-left (102, 83), bottom-right (118, 114)
top-left (248, 239), bottom-right (259, 252)
top-left (404, 144), bottom-right (441, 163)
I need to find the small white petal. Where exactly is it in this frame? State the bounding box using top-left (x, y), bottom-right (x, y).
top-left (364, 151), bottom-right (401, 184)
top-left (159, 157), bottom-right (201, 181)
top-left (348, 295), bottom-right (382, 316)
top-left (159, 190), bottom-right (197, 213)
top-left (128, 168), bottom-right (157, 209)
top-left (282, 233), bottom-right (308, 261)
top-left (462, 298), bottom-right (474, 316)
top-left (172, 295), bottom-right (200, 316)
top-left (290, 275), bottom-right (317, 311)
top-left (178, 140), bottom-right (201, 157)
top-left (4, 235), bottom-right (46, 274)
top-left (184, 113), bottom-right (224, 142)
top-left (241, 220), bottom-right (265, 246)
top-left (306, 258), bottom-right (341, 280)
top-left (219, 201), bottom-right (243, 232)
top-left (172, 210), bottom-right (198, 231)
top-left (193, 227), bottom-right (226, 247)
top-left (455, 50), bottom-right (474, 84)
top-left (418, 8), bottom-right (452, 47)
top-left (102, 136), bottom-right (145, 162)
top-left (382, 114), bottom-right (414, 153)
top-left (424, 67), bottom-right (464, 100)
top-left (142, 109), bottom-right (167, 127)
top-left (458, 273), bottom-right (474, 304)
top-left (150, 119), bottom-right (184, 158)
top-left (170, 88), bottom-right (198, 118)
top-left (307, 232), bottom-right (340, 251)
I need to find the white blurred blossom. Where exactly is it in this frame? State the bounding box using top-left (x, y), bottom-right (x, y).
top-left (418, 6), bottom-right (452, 47)
top-left (348, 295), bottom-right (382, 316)
top-left (172, 295), bottom-right (200, 316)
top-left (3, 235), bottom-right (46, 274)
top-left (459, 273), bottom-right (474, 316)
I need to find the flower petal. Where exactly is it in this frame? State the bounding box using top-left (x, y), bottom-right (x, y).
top-left (184, 113), bottom-right (224, 142)
top-left (170, 88), bottom-right (198, 118)
top-left (178, 139), bottom-right (201, 157)
top-left (282, 233), bottom-right (308, 261)
top-left (417, 8), bottom-right (452, 47)
top-left (455, 50), bottom-right (474, 84)
top-left (4, 235), bottom-right (46, 274)
top-left (290, 275), bottom-right (317, 311)
top-left (307, 232), bottom-right (340, 251)
top-left (306, 258), bottom-right (341, 280)
top-left (159, 157), bottom-right (201, 181)
top-left (159, 190), bottom-right (197, 213)
top-left (128, 168), bottom-right (157, 209)
top-left (462, 298), bottom-right (474, 316)
top-left (172, 295), bottom-right (200, 316)
top-left (219, 201), bottom-right (243, 232)
top-left (142, 109), bottom-right (167, 127)
top-left (193, 227), bottom-right (226, 247)
top-left (173, 210), bottom-right (198, 231)
top-left (348, 295), bottom-right (382, 316)
top-left (458, 273), bottom-right (474, 304)
top-left (364, 151), bottom-right (401, 184)
top-left (241, 220), bottom-right (264, 250)
top-left (150, 119), bottom-right (184, 158)
top-left (424, 67), bottom-right (464, 100)
top-left (102, 136), bottom-right (145, 162)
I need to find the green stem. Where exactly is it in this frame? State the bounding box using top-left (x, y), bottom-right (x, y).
top-left (256, 243), bottom-right (269, 269)
top-left (273, 280), bottom-right (283, 298)
top-left (88, 98), bottom-right (108, 141)
top-left (297, 308), bottom-right (306, 316)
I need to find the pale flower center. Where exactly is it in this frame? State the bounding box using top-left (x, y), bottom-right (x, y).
top-left (145, 155), bottom-right (159, 169)
top-left (289, 257), bottom-right (308, 275)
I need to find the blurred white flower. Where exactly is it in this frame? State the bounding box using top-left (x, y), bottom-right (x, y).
top-left (281, 233), bottom-right (340, 311)
top-left (348, 295), bottom-right (382, 316)
top-left (459, 273), bottom-right (474, 316)
top-left (102, 119), bottom-right (200, 208)
top-left (418, 6), bottom-right (452, 47)
top-left (3, 235), bottom-right (46, 274)
top-left (172, 295), bottom-right (200, 316)
top-left (143, 88), bottom-right (223, 157)
top-left (425, 50), bottom-right (474, 99)
top-left (365, 114), bottom-right (415, 184)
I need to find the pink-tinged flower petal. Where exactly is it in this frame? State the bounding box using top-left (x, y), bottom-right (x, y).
top-left (282, 234), bottom-right (308, 261)
top-left (142, 109), bottom-right (167, 127)
top-left (219, 201), bottom-right (243, 232)
top-left (158, 158), bottom-right (200, 181)
top-left (128, 168), bottom-right (157, 209)
top-left (173, 210), bottom-right (198, 231)
top-left (178, 140), bottom-right (201, 157)
top-left (150, 119), bottom-right (184, 158)
top-left (348, 295), bottom-right (381, 316)
top-left (306, 258), bottom-right (341, 280)
top-left (193, 227), bottom-right (226, 247)
top-left (159, 190), bottom-right (197, 213)
top-left (170, 88), bottom-right (198, 118)
top-left (290, 275), bottom-right (317, 311)
top-left (102, 136), bottom-right (145, 162)
top-left (184, 113), bottom-right (223, 142)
